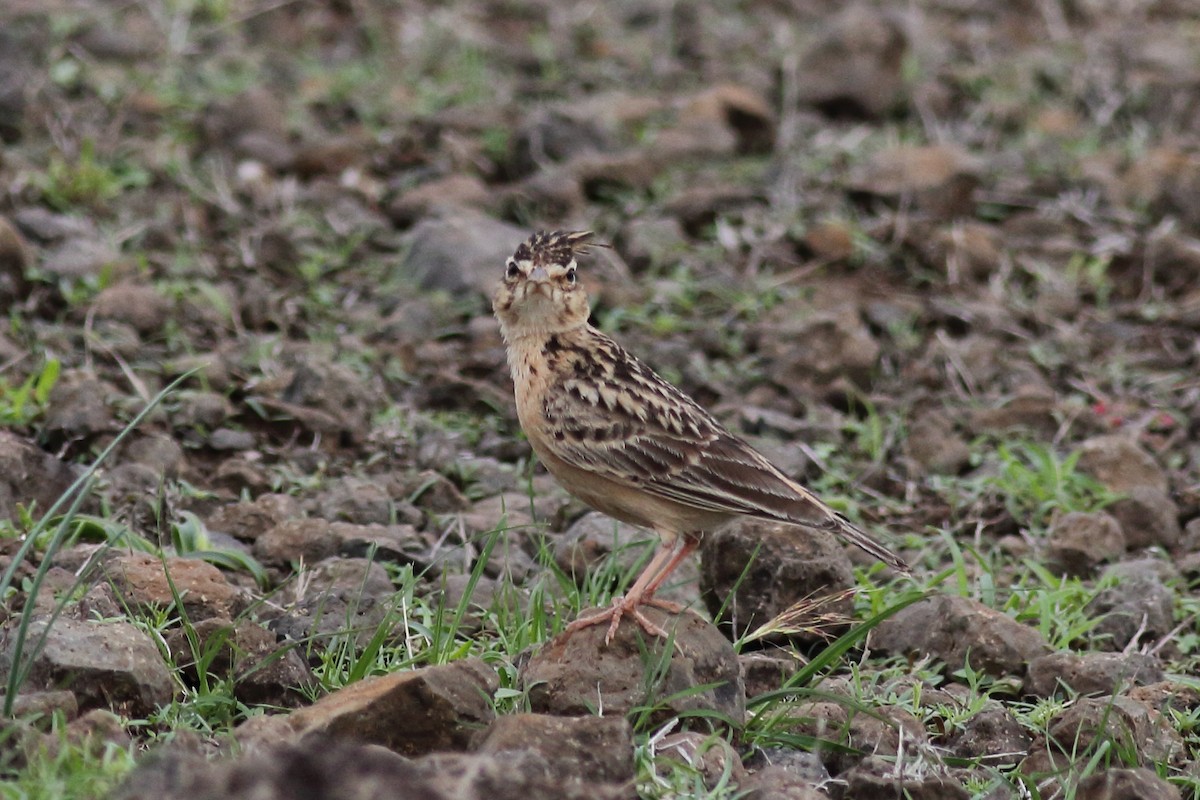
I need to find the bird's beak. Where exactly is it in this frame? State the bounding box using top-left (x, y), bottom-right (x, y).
top-left (528, 266), bottom-right (549, 283)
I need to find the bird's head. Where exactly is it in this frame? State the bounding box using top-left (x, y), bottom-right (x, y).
top-left (492, 230), bottom-right (595, 338)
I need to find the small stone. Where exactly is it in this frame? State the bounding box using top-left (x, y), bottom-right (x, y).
top-left (1, 618), bottom-right (174, 717)
top-left (1076, 435), bottom-right (1169, 495)
top-left (102, 552), bottom-right (243, 621)
top-left (850, 144), bottom-right (980, 219)
top-left (1045, 511), bottom-right (1125, 576)
top-left (288, 658), bottom-right (498, 756)
top-left (1107, 487), bottom-right (1182, 550)
top-left (871, 594), bottom-right (1051, 678)
top-left (759, 312), bottom-right (881, 387)
top-left (739, 651), bottom-right (801, 700)
top-left (794, 4), bottom-right (910, 118)
top-left (521, 607), bottom-right (744, 728)
top-left (841, 757), bottom-right (970, 800)
top-left (400, 211), bottom-right (528, 296)
top-left (1076, 768), bottom-right (1182, 800)
top-left (254, 518), bottom-right (341, 566)
top-left (475, 713), bottom-right (634, 785)
top-left (0, 431), bottom-right (78, 523)
top-left (206, 494), bottom-right (301, 542)
top-left (1042, 695), bottom-right (1184, 769)
top-left (90, 283), bottom-right (171, 334)
top-left (1086, 560), bottom-right (1177, 652)
top-left (905, 410), bottom-right (971, 475)
top-left (1023, 652), bottom-right (1164, 699)
top-left (739, 764), bottom-right (826, 799)
top-left (701, 520), bottom-right (855, 645)
top-left (165, 618), bottom-right (314, 707)
top-left (386, 174), bottom-right (489, 226)
top-left (946, 705), bottom-right (1031, 767)
top-left (616, 217), bottom-right (687, 272)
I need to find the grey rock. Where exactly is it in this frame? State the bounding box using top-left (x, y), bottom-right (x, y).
top-left (288, 658), bottom-right (498, 756)
top-left (1046, 511), bottom-right (1125, 576)
top-left (0, 618), bottom-right (174, 717)
top-left (475, 713), bottom-right (634, 785)
top-left (701, 520), bottom-right (855, 645)
top-left (521, 607), bottom-right (744, 728)
top-left (400, 212), bottom-right (528, 296)
top-left (871, 594), bottom-right (1050, 678)
top-left (1024, 651), bottom-right (1164, 699)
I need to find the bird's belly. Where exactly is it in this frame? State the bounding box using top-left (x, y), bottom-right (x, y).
top-left (528, 437), bottom-right (728, 536)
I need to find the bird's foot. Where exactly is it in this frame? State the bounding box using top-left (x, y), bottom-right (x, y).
top-left (565, 594), bottom-right (683, 645)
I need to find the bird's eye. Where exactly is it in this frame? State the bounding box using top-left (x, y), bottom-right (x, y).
top-left (565, 267), bottom-right (577, 285)
top-left (505, 262), bottom-right (521, 280)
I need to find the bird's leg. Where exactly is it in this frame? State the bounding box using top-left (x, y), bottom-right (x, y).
top-left (564, 537), bottom-right (697, 645)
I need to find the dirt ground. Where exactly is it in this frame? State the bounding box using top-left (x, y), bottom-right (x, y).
top-left (2, 1), bottom-right (1200, 798)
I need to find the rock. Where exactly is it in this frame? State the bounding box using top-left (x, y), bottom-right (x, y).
top-left (205, 427), bottom-right (256, 451)
top-left (90, 283), bottom-right (172, 334)
top-left (871, 595), bottom-right (1050, 678)
top-left (739, 651), bottom-right (801, 700)
top-left (247, 353), bottom-right (383, 441)
top-left (8, 690), bottom-right (79, 726)
top-left (42, 374), bottom-right (118, 443)
top-left (312, 479), bottom-right (415, 527)
top-left (1126, 681), bottom-right (1200, 716)
top-left (840, 757), bottom-right (970, 799)
top-left (0, 431), bottom-right (78, 523)
top-left (302, 557), bottom-right (395, 597)
top-left (795, 4), bottom-right (910, 118)
top-left (739, 764), bottom-right (826, 799)
top-left (850, 144), bottom-right (980, 219)
top-left (968, 388), bottom-right (1059, 437)
top-left (1045, 511), bottom-right (1125, 576)
top-left (386, 174), bottom-right (489, 226)
top-left (328, 522), bottom-right (428, 564)
top-left (1040, 695), bottom-right (1184, 770)
top-left (679, 84), bottom-right (776, 155)
top-left (399, 211), bottom-right (527, 296)
top-left (905, 410), bottom-right (971, 475)
top-left (1023, 652), bottom-right (1164, 699)
top-left (1076, 768), bottom-right (1182, 800)
top-left (268, 570), bottom-right (397, 649)
top-left (475, 713), bottom-right (634, 785)
top-left (40, 237), bottom-right (121, 279)
top-left (616, 217), bottom-right (687, 272)
top-left (1086, 560), bottom-right (1177, 652)
top-left (112, 741), bottom-right (419, 800)
top-left (701, 520), bottom-right (855, 645)
top-left (0, 618), bottom-right (174, 717)
top-left (122, 433), bottom-right (186, 477)
top-left (288, 658), bottom-right (498, 756)
top-left (414, 751), bottom-right (629, 800)
top-left (254, 518), bottom-right (341, 566)
top-left (743, 748), bottom-right (831, 789)
top-left (759, 312), bottom-right (881, 387)
top-left (165, 618), bottom-right (315, 707)
top-left (520, 607), bottom-right (744, 728)
top-left (945, 705), bottom-right (1031, 767)
top-left (206, 494), bottom-right (301, 542)
top-left (102, 553), bottom-right (243, 621)
top-left (508, 108), bottom-right (614, 177)
top-left (657, 731), bottom-right (745, 788)
top-left (1107, 487), bottom-right (1182, 550)
top-left (663, 185), bottom-right (762, 234)
top-left (1075, 435), bottom-right (1169, 494)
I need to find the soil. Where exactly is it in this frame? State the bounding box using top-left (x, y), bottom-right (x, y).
top-left (2, 1), bottom-right (1200, 798)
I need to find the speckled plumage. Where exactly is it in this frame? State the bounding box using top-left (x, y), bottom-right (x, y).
top-left (494, 230), bottom-right (909, 642)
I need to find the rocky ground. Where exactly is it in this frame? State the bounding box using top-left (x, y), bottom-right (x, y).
top-left (1, 0), bottom-right (1200, 798)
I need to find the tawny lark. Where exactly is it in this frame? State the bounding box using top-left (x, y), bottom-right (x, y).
top-left (493, 230), bottom-right (909, 643)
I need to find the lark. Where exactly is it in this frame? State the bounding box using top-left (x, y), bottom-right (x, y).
top-left (493, 230), bottom-right (909, 644)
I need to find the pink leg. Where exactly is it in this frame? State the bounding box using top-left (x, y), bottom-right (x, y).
top-left (565, 536), bottom-right (698, 645)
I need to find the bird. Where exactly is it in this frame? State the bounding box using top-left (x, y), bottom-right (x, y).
top-left (493, 229), bottom-right (910, 644)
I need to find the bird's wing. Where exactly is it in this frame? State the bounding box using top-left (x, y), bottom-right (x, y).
top-left (539, 339), bottom-right (832, 523)
top-left (538, 333), bottom-right (910, 572)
